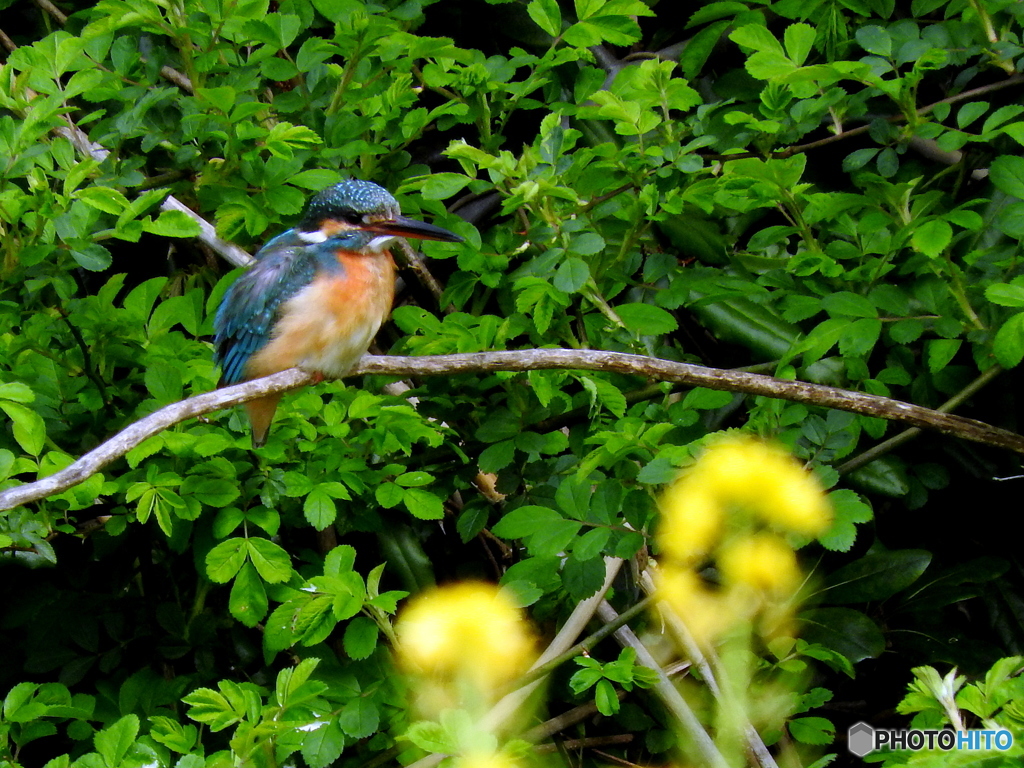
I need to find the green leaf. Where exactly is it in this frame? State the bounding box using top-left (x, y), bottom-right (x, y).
top-left (818, 489), bottom-right (873, 552)
top-left (783, 23), bottom-right (816, 66)
top-left (957, 101), bottom-right (989, 129)
top-left (403, 721), bottom-right (453, 753)
top-left (745, 51), bottom-right (796, 79)
top-left (182, 688), bottom-right (243, 731)
top-left (94, 715), bottom-right (139, 767)
top-left (0, 401), bottom-right (45, 455)
top-left (205, 538), bottom-right (247, 583)
top-left (301, 718), bottom-right (346, 768)
top-left (595, 679), bottom-right (620, 715)
top-left (247, 537), bottom-right (293, 583)
top-left (181, 476), bottom-right (239, 508)
top-left (304, 485), bottom-right (338, 529)
top-left (990, 155), bottom-right (1024, 200)
top-left (420, 173), bottom-right (471, 200)
top-left (75, 186), bottom-right (130, 214)
top-left (569, 232), bottom-right (605, 256)
top-left (994, 313), bottom-right (1024, 368)
top-left (343, 616), bottom-right (378, 660)
top-left (70, 243), bottom-right (112, 271)
top-left (143, 209), bottom-right (202, 238)
top-left (527, 0), bottom-right (561, 36)
top-left (822, 550), bottom-right (932, 603)
top-left (838, 318), bottom-right (881, 357)
top-left (911, 219), bottom-right (952, 257)
top-left (0, 382), bottom-right (35, 404)
top-left (729, 24), bottom-right (785, 56)
top-left (789, 716), bottom-right (836, 745)
top-left (403, 488), bottom-right (444, 520)
top-left (338, 698), bottom-right (379, 739)
top-left (800, 607), bottom-right (885, 664)
top-left (985, 284), bottom-right (1024, 308)
top-left (289, 169), bottom-right (343, 190)
top-left (821, 291), bottom-right (877, 318)
top-left (493, 505), bottom-right (561, 538)
top-left (396, 471), bottom-right (434, 487)
top-left (855, 25), bottom-right (891, 57)
top-left (926, 338), bottom-right (961, 373)
top-left (573, 527), bottom-right (611, 560)
top-left (229, 562), bottom-right (269, 627)
top-left (616, 303), bottom-right (678, 335)
top-left (553, 257), bottom-right (590, 293)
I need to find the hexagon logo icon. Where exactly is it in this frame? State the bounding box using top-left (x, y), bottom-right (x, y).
top-left (848, 721), bottom-right (875, 757)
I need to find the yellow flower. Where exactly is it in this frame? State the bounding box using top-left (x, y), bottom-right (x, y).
top-left (397, 582), bottom-right (536, 694)
top-left (718, 533), bottom-right (800, 597)
top-left (456, 751), bottom-right (520, 768)
top-left (683, 435), bottom-right (830, 537)
top-left (656, 565), bottom-right (733, 646)
top-left (658, 482), bottom-right (722, 564)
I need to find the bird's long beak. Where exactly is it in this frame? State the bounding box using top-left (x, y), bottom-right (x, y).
top-left (366, 215), bottom-right (463, 243)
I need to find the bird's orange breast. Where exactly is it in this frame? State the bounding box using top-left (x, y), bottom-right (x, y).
top-left (246, 250), bottom-right (395, 380)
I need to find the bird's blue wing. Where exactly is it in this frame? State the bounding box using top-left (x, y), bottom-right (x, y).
top-left (214, 231), bottom-right (318, 385)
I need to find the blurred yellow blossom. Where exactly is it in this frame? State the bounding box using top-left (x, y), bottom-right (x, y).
top-left (681, 435), bottom-right (830, 537)
top-left (656, 566), bottom-right (733, 646)
top-left (396, 582), bottom-right (536, 697)
top-left (456, 750), bottom-right (521, 768)
top-left (718, 533), bottom-right (800, 596)
top-left (658, 484), bottom-right (722, 564)
top-left (655, 434), bottom-right (829, 646)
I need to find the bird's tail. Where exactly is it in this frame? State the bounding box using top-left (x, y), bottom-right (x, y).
top-left (246, 393), bottom-right (283, 448)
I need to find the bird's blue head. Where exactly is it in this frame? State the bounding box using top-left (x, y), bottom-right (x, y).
top-left (297, 179), bottom-right (462, 252)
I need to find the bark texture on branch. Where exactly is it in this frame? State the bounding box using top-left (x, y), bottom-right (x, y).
top-left (1, 350), bottom-right (1020, 511)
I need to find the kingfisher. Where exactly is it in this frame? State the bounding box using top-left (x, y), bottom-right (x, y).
top-left (214, 179), bottom-right (462, 446)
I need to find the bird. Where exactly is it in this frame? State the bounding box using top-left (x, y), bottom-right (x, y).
top-left (214, 179), bottom-right (462, 446)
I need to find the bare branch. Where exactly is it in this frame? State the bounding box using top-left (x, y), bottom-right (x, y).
top-left (2, 349), bottom-right (1021, 511)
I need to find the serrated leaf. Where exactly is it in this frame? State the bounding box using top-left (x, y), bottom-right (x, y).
top-left (729, 24), bottom-right (785, 56)
top-left (789, 716), bottom-right (836, 745)
top-left (617, 303), bottom-right (678, 335)
top-left (911, 219), bottom-right (952, 257)
top-left (304, 486), bottom-right (337, 529)
top-left (527, 0), bottom-right (561, 36)
top-left (205, 538), bottom-right (247, 583)
top-left (985, 284), bottom-right (1024, 308)
top-left (94, 715), bottom-right (139, 767)
top-left (783, 23), bottom-right (815, 66)
top-left (247, 537), bottom-right (292, 583)
top-left (301, 718), bottom-right (345, 768)
top-left (0, 401), bottom-right (45, 455)
top-left (403, 488), bottom-right (444, 520)
top-left (855, 25), bottom-right (891, 56)
top-left (994, 313), bottom-right (1024, 368)
top-left (229, 561), bottom-right (269, 627)
top-left (554, 257), bottom-right (590, 293)
top-left (343, 616), bottom-right (378, 660)
top-left (143, 209), bottom-right (202, 238)
top-left (990, 155), bottom-right (1024, 200)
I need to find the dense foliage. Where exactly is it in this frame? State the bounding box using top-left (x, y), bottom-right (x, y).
top-left (3, 0), bottom-right (1024, 766)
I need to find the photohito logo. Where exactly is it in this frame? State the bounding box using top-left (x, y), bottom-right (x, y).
top-left (848, 722), bottom-right (1014, 757)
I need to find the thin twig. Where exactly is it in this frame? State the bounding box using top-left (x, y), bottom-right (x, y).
top-left (522, 695), bottom-right (625, 742)
top-left (837, 363), bottom-right (1005, 474)
top-left (33, 0), bottom-right (67, 24)
top-left (596, 601), bottom-right (729, 768)
top-left (2, 350), bottom-right (1023, 511)
top-left (512, 596), bottom-right (654, 691)
top-left (704, 73), bottom-right (1024, 163)
top-left (535, 734), bottom-right (634, 753)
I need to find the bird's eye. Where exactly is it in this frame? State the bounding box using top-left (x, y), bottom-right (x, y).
top-left (342, 212), bottom-right (365, 226)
